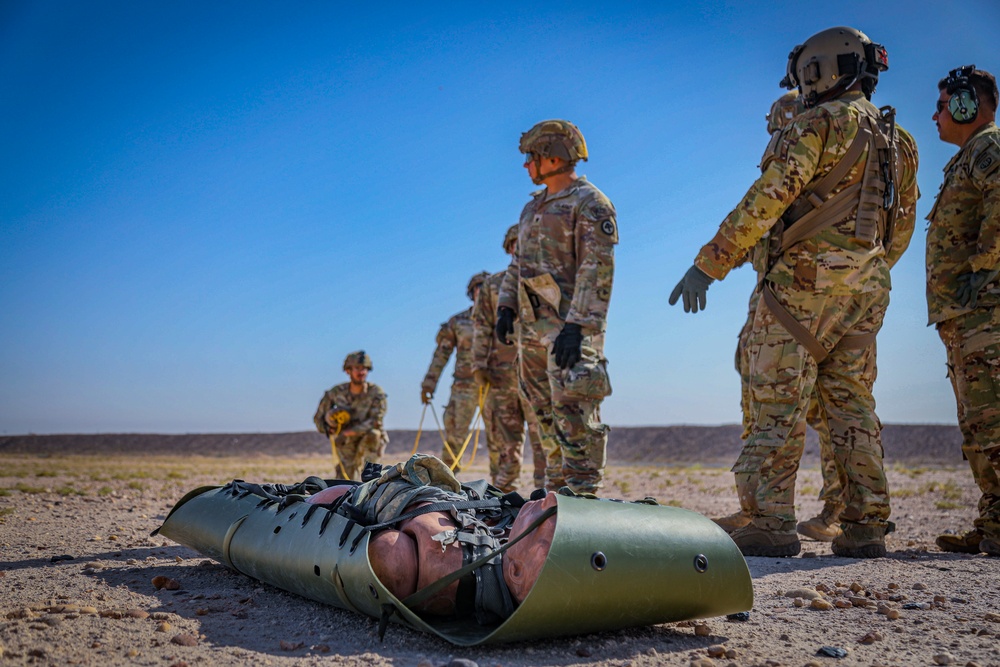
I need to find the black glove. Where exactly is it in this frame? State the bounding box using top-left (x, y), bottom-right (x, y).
top-left (496, 306), bottom-right (516, 345)
top-left (668, 265), bottom-right (715, 313)
top-left (956, 268), bottom-right (1000, 309)
top-left (552, 323), bottom-right (583, 370)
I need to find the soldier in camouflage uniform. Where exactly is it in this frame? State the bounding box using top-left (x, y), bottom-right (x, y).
top-left (472, 224), bottom-right (546, 492)
top-left (926, 66), bottom-right (1000, 557)
top-left (497, 120), bottom-right (617, 495)
top-left (313, 351), bottom-right (389, 481)
top-left (715, 91), bottom-right (848, 543)
top-left (670, 27), bottom-right (919, 558)
top-left (422, 273), bottom-right (490, 469)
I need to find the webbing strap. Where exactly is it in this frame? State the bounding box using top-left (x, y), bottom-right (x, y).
top-left (358, 497), bottom-right (508, 533)
top-left (778, 183), bottom-right (862, 252)
top-left (782, 127), bottom-right (871, 227)
top-left (761, 284), bottom-right (828, 363)
top-left (760, 285), bottom-right (878, 361)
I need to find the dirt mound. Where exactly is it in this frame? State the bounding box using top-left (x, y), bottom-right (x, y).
top-left (0, 423), bottom-right (962, 465)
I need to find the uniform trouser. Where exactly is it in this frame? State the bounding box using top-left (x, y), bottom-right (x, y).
top-left (938, 308), bottom-right (1000, 537)
top-left (735, 290), bottom-right (846, 515)
top-left (517, 321), bottom-right (610, 495)
top-left (442, 379), bottom-right (479, 468)
top-left (331, 431), bottom-right (385, 481)
top-left (521, 394), bottom-right (546, 489)
top-left (732, 284), bottom-right (890, 530)
top-left (482, 363), bottom-right (526, 493)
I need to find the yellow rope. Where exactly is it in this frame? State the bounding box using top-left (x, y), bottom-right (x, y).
top-left (327, 411), bottom-right (351, 480)
top-left (449, 384), bottom-right (489, 471)
top-left (427, 402), bottom-right (457, 462)
top-left (466, 384), bottom-right (489, 466)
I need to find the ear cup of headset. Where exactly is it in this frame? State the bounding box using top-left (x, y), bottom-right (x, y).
top-left (948, 88), bottom-right (979, 124)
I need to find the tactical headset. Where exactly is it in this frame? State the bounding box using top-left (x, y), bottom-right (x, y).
top-left (943, 65), bottom-right (979, 124)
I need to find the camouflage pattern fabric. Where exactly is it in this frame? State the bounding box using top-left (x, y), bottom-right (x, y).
top-left (939, 312), bottom-right (1000, 536)
top-left (735, 283), bottom-right (890, 529)
top-left (735, 289), bottom-right (846, 514)
top-left (313, 382), bottom-right (389, 481)
top-left (694, 92), bottom-right (919, 531)
top-left (498, 177), bottom-right (617, 494)
top-left (926, 122), bottom-right (1000, 325)
top-left (422, 307), bottom-right (476, 391)
top-left (695, 91), bottom-right (919, 292)
top-left (440, 379), bottom-right (479, 469)
top-left (472, 269), bottom-right (545, 491)
top-left (927, 121), bottom-right (1000, 538)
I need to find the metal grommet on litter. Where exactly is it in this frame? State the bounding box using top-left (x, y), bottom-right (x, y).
top-left (694, 554), bottom-right (709, 572)
top-left (591, 551), bottom-right (607, 571)
top-left (368, 583), bottom-right (379, 599)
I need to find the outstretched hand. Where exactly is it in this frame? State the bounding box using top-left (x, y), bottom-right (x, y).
top-left (668, 265), bottom-right (715, 313)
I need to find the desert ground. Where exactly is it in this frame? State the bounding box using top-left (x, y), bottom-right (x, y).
top-left (1, 441), bottom-right (999, 667)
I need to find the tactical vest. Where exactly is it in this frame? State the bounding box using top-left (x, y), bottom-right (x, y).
top-left (760, 102), bottom-right (900, 362)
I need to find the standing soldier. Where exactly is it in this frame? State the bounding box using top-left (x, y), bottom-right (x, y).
top-left (715, 91), bottom-right (847, 543)
top-left (497, 119), bottom-right (617, 495)
top-left (472, 223), bottom-right (546, 492)
top-left (669, 27), bottom-right (918, 558)
top-left (926, 65), bottom-right (1000, 557)
top-left (313, 350), bottom-right (389, 481)
top-left (421, 272), bottom-right (490, 469)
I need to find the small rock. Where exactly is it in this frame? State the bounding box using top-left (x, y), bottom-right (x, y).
top-left (446, 660), bottom-right (478, 667)
top-left (850, 582), bottom-right (864, 593)
top-left (885, 608), bottom-right (901, 620)
top-left (707, 644), bottom-right (726, 658)
top-left (834, 599), bottom-right (852, 609)
top-left (887, 582), bottom-right (900, 589)
top-left (694, 623), bottom-right (711, 636)
top-left (785, 587), bottom-right (822, 600)
top-left (811, 598), bottom-right (834, 611)
top-left (793, 597), bottom-right (805, 607)
top-left (152, 576), bottom-right (180, 591)
top-left (127, 649), bottom-right (139, 657)
top-left (815, 583), bottom-right (831, 593)
top-left (725, 648), bottom-right (737, 659)
top-left (49, 555), bottom-right (75, 563)
top-left (83, 561), bottom-right (102, 570)
top-left (279, 640), bottom-right (304, 651)
top-left (171, 633), bottom-right (198, 647)
top-left (157, 621), bottom-right (171, 632)
top-left (817, 646), bottom-right (848, 658)
top-left (913, 582), bottom-right (928, 591)
top-left (126, 609), bottom-right (149, 619)
top-left (174, 556), bottom-right (183, 563)
top-left (933, 653), bottom-right (952, 665)
top-left (576, 647), bottom-right (592, 657)
top-left (984, 612), bottom-right (1000, 623)
top-left (126, 559), bottom-right (138, 565)
top-left (726, 611), bottom-right (750, 622)
top-left (99, 610), bottom-right (124, 619)
top-left (150, 612), bottom-right (172, 620)
top-left (858, 631), bottom-right (883, 644)
top-left (311, 644), bottom-right (330, 652)
top-left (689, 659), bottom-right (715, 667)
top-left (802, 551), bottom-right (817, 558)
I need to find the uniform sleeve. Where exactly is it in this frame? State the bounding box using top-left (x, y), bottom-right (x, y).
top-left (694, 116), bottom-right (825, 280)
top-left (422, 321), bottom-right (456, 390)
top-left (885, 128), bottom-right (920, 269)
top-left (313, 391), bottom-right (331, 434)
top-left (352, 387), bottom-right (387, 434)
top-left (471, 278), bottom-right (497, 371)
top-left (566, 196), bottom-right (617, 333)
top-left (967, 139), bottom-right (1000, 273)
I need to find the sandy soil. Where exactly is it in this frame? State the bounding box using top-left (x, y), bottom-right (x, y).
top-left (1, 452), bottom-right (999, 667)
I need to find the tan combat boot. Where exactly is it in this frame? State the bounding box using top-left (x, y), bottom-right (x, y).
top-left (712, 510), bottom-right (751, 534)
top-left (729, 522), bottom-right (801, 557)
top-left (796, 503), bottom-right (844, 542)
top-left (935, 528), bottom-right (984, 554)
top-left (831, 522), bottom-right (887, 558)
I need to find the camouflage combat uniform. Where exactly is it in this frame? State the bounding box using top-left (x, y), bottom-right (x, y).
top-left (926, 121), bottom-right (1000, 539)
top-left (498, 177), bottom-right (617, 494)
top-left (422, 308), bottom-right (478, 468)
top-left (313, 382), bottom-right (389, 481)
top-left (472, 268), bottom-right (546, 492)
top-left (696, 91), bottom-right (919, 532)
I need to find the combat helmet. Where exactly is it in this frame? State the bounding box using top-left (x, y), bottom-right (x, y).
top-left (519, 119), bottom-right (588, 163)
top-left (503, 224), bottom-right (519, 253)
top-left (781, 26), bottom-right (888, 108)
top-left (766, 91), bottom-right (807, 134)
top-left (343, 350), bottom-right (373, 371)
top-left (467, 271), bottom-right (490, 300)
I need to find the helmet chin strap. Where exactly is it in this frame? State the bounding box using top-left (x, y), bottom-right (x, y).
top-left (530, 156), bottom-right (574, 185)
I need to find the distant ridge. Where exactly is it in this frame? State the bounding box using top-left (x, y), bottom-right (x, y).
top-left (0, 424), bottom-right (962, 466)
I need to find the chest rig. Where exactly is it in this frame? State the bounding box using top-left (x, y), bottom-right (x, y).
top-left (761, 102), bottom-right (900, 362)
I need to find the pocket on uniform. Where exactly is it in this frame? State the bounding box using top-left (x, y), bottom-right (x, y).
top-left (748, 326), bottom-right (805, 405)
top-left (554, 358), bottom-right (612, 402)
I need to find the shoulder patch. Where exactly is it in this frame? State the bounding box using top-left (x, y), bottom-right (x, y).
top-left (601, 219), bottom-right (616, 236)
top-left (973, 142), bottom-right (1000, 180)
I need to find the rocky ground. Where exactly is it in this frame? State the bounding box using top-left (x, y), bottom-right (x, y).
top-left (1, 450), bottom-right (999, 667)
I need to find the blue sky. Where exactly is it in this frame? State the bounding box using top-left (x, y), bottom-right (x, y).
top-left (1, 1), bottom-right (997, 434)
